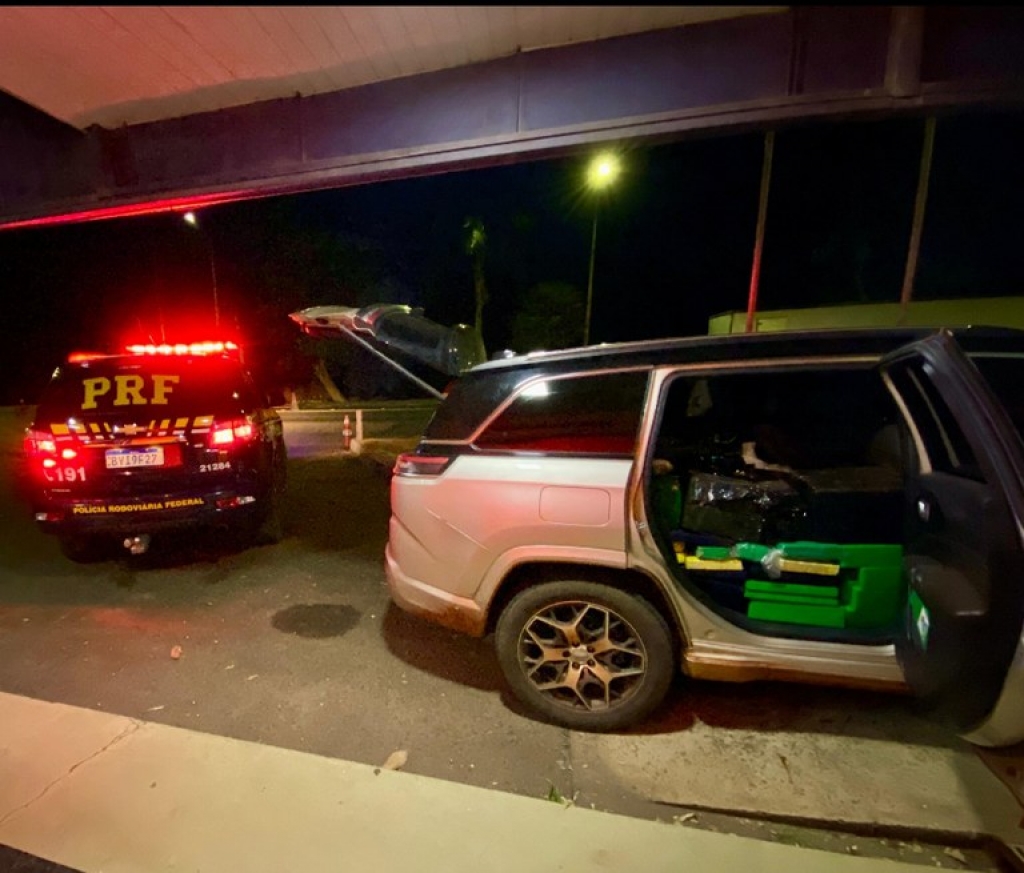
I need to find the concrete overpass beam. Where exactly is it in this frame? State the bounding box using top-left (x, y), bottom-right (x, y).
top-left (0, 7), bottom-right (1022, 229)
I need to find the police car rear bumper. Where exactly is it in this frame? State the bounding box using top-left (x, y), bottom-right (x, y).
top-left (33, 488), bottom-right (265, 536)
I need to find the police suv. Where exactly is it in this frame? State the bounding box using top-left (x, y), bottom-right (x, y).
top-left (22, 342), bottom-right (287, 560)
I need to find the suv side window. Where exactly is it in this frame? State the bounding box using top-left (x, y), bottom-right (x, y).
top-left (473, 371), bottom-right (649, 454)
top-left (656, 365), bottom-right (898, 474)
top-left (650, 365), bottom-right (906, 545)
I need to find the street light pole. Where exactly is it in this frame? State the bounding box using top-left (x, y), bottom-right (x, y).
top-left (208, 246), bottom-right (220, 329)
top-left (582, 152), bottom-right (620, 347)
top-left (584, 208), bottom-right (599, 346)
top-left (183, 211), bottom-right (220, 328)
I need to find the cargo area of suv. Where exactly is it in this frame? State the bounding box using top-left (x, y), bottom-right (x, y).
top-left (22, 343), bottom-right (287, 560)
top-left (647, 365), bottom-right (908, 645)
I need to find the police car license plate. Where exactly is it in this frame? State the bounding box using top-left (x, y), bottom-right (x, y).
top-left (105, 447), bottom-right (165, 469)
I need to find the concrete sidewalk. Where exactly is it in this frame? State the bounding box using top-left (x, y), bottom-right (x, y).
top-left (0, 691), bottom-right (984, 873)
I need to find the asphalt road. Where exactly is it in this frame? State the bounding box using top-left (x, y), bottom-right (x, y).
top-left (0, 406), bottom-right (1013, 871)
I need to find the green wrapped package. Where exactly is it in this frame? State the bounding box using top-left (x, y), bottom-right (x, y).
top-left (651, 474), bottom-right (682, 529)
top-left (739, 541), bottom-right (904, 629)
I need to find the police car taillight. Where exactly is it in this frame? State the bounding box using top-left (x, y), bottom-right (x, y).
top-left (393, 453), bottom-right (454, 477)
top-left (208, 417), bottom-right (256, 448)
top-left (23, 428), bottom-right (57, 457)
top-left (23, 428), bottom-right (62, 475)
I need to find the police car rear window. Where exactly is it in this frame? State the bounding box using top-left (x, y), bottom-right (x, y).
top-left (36, 357), bottom-right (260, 419)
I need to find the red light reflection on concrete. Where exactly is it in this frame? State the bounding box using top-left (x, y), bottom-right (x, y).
top-left (0, 191), bottom-right (255, 231)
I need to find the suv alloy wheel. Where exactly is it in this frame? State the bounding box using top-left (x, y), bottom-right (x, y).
top-left (495, 580), bottom-right (675, 731)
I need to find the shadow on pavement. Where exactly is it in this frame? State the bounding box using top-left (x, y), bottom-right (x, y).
top-left (381, 602), bottom-right (504, 694)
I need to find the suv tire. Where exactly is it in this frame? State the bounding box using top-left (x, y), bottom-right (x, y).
top-left (495, 580), bottom-right (674, 731)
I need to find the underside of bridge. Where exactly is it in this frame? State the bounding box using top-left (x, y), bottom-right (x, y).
top-left (1, 6), bottom-right (1022, 231)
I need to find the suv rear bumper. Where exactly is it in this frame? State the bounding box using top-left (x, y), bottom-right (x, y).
top-left (385, 543), bottom-right (487, 636)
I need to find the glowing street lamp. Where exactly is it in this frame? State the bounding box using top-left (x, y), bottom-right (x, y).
top-left (583, 152), bottom-right (621, 346)
top-left (183, 210), bottom-right (220, 328)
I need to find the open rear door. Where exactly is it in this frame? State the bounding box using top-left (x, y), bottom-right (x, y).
top-left (881, 330), bottom-right (1024, 745)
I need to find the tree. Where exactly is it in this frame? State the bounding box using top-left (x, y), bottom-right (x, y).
top-left (463, 216), bottom-right (488, 336)
top-left (509, 281), bottom-right (585, 353)
top-left (224, 201), bottom-right (405, 402)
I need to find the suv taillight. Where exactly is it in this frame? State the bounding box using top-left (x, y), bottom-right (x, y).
top-left (393, 453), bottom-right (454, 477)
top-left (208, 417), bottom-right (257, 449)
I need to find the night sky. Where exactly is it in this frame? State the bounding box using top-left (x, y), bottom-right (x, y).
top-left (0, 107), bottom-right (1021, 404)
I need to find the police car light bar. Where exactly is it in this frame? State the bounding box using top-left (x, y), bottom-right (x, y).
top-left (66, 351), bottom-right (109, 364)
top-left (125, 341), bottom-right (239, 356)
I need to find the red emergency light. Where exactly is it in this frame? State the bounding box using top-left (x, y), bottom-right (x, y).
top-left (66, 351), bottom-right (110, 364)
top-left (125, 341), bottom-right (239, 356)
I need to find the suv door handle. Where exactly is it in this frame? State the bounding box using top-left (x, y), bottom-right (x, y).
top-left (916, 497), bottom-right (932, 522)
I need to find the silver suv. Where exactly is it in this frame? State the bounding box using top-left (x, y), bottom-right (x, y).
top-left (386, 327), bottom-right (1024, 743)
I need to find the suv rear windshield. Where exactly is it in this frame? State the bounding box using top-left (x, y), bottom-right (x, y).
top-left (36, 356), bottom-right (262, 420)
